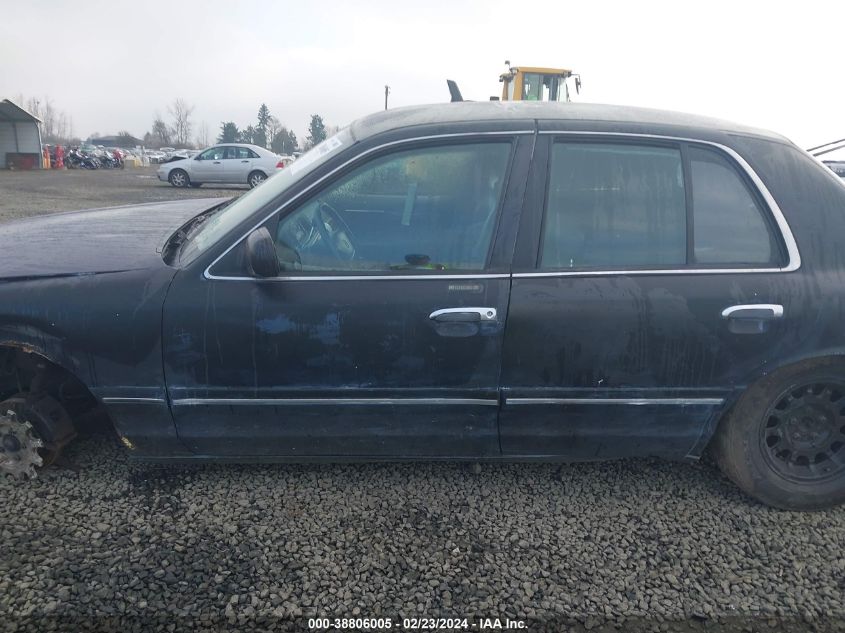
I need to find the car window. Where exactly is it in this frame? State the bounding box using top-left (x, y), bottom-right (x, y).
top-left (690, 147), bottom-right (778, 265)
top-left (198, 147), bottom-right (224, 161)
top-left (274, 142), bottom-right (511, 273)
top-left (180, 129), bottom-right (353, 264)
top-left (222, 147), bottom-right (238, 159)
top-left (541, 142), bottom-right (687, 269)
top-left (235, 147), bottom-right (258, 159)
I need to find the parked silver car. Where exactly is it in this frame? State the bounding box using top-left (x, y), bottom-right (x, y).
top-left (157, 143), bottom-right (287, 188)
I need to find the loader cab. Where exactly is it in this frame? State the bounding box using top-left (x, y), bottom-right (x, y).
top-left (499, 65), bottom-right (580, 102)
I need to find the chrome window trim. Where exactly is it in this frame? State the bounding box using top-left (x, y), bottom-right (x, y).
top-left (515, 131), bottom-right (801, 278)
top-left (208, 273), bottom-right (511, 282)
top-left (506, 397), bottom-right (725, 406)
top-left (172, 397), bottom-right (499, 407)
top-left (203, 131), bottom-right (533, 282)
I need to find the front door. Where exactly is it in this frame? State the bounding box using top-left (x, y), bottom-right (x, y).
top-left (500, 133), bottom-right (805, 459)
top-left (163, 135), bottom-right (531, 456)
top-left (192, 146), bottom-right (227, 182)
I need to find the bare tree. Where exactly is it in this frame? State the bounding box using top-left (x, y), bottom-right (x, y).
top-left (151, 112), bottom-right (172, 146)
top-left (168, 98), bottom-right (195, 148)
top-left (195, 121), bottom-right (210, 148)
top-left (266, 115), bottom-right (282, 144)
top-left (41, 98), bottom-right (56, 141)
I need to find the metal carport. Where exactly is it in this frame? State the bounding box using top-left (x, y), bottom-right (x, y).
top-left (0, 99), bottom-right (43, 169)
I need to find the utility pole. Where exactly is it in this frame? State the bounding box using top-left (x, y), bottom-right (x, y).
top-left (384, 85), bottom-right (390, 111)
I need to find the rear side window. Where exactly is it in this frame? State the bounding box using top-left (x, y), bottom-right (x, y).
top-left (690, 147), bottom-right (777, 264)
top-left (541, 143), bottom-right (687, 269)
top-left (539, 140), bottom-right (784, 270)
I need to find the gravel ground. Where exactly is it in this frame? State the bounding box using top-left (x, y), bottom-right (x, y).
top-left (1, 167), bottom-right (844, 633)
top-left (1, 436), bottom-right (843, 632)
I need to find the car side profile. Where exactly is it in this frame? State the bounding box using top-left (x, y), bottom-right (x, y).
top-left (2, 102), bottom-right (845, 510)
top-left (157, 142), bottom-right (288, 188)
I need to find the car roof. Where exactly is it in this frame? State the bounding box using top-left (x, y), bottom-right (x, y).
top-left (349, 101), bottom-right (790, 144)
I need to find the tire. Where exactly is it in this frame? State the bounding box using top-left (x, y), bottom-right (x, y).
top-left (1, 393), bottom-right (76, 469)
top-left (248, 170), bottom-right (267, 188)
top-left (189, 182), bottom-right (203, 188)
top-left (168, 169), bottom-right (189, 188)
top-left (712, 358), bottom-right (845, 510)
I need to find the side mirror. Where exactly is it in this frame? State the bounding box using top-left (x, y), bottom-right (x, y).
top-left (245, 227), bottom-right (281, 278)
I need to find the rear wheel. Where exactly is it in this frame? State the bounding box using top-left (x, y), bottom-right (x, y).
top-left (0, 393), bottom-right (76, 478)
top-left (248, 170), bottom-right (266, 188)
top-left (168, 169), bottom-right (189, 188)
top-left (713, 360), bottom-right (845, 510)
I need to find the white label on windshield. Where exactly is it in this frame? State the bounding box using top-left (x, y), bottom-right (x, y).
top-left (289, 135), bottom-right (344, 176)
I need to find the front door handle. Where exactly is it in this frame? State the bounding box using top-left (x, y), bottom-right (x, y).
top-left (429, 307), bottom-right (497, 323)
top-left (241, 160), bottom-right (250, 163)
top-left (213, 161), bottom-right (222, 164)
top-left (722, 303), bottom-right (783, 334)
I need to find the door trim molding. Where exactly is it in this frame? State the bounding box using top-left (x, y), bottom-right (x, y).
top-left (102, 397), bottom-right (167, 404)
top-left (505, 397), bottom-right (725, 406)
top-left (171, 397), bottom-right (500, 407)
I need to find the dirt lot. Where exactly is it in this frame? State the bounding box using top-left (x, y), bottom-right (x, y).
top-left (1, 167), bottom-right (844, 632)
top-left (0, 165), bottom-right (242, 223)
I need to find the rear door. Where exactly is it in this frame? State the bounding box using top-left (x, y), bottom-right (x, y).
top-left (499, 131), bottom-right (804, 459)
top-left (163, 133), bottom-right (533, 457)
top-left (228, 146), bottom-right (258, 183)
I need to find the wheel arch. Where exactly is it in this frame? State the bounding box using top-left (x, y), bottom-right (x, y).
top-left (695, 352), bottom-right (845, 458)
top-left (0, 339), bottom-right (102, 423)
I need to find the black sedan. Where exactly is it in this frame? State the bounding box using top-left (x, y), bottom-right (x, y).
top-left (2, 102), bottom-right (845, 510)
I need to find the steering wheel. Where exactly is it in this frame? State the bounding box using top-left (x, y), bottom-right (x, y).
top-left (316, 201), bottom-right (356, 261)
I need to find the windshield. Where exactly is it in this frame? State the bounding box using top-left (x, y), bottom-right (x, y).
top-left (178, 129), bottom-right (352, 263)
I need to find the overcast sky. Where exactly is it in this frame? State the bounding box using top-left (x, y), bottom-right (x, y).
top-left (2, 0), bottom-right (845, 158)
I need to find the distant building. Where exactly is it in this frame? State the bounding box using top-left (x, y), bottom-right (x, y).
top-left (0, 98), bottom-right (42, 169)
top-left (89, 134), bottom-right (142, 148)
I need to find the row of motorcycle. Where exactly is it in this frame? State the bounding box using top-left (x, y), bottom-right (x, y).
top-left (54, 147), bottom-right (125, 170)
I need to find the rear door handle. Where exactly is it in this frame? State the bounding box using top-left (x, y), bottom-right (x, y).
top-left (429, 307), bottom-right (497, 322)
top-left (241, 160), bottom-right (250, 163)
top-left (722, 303), bottom-right (783, 334)
top-left (213, 161), bottom-right (222, 164)
top-left (721, 304), bottom-right (784, 320)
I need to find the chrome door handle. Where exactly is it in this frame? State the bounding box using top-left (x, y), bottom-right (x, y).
top-left (429, 307), bottom-right (497, 323)
top-left (721, 304), bottom-right (784, 319)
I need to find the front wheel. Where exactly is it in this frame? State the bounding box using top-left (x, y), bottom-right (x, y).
top-left (248, 170), bottom-right (266, 188)
top-left (168, 169), bottom-right (189, 188)
top-left (713, 359), bottom-right (845, 510)
top-left (0, 393), bottom-right (76, 478)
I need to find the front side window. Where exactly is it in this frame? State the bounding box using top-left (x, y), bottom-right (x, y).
top-left (198, 147), bottom-right (224, 161)
top-left (274, 142), bottom-right (511, 273)
top-left (541, 143), bottom-right (687, 269)
top-left (690, 147), bottom-right (778, 264)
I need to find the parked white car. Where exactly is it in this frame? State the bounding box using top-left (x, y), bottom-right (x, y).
top-left (157, 143), bottom-right (287, 188)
